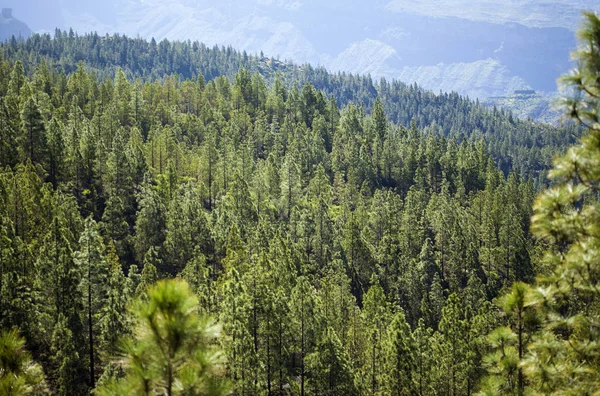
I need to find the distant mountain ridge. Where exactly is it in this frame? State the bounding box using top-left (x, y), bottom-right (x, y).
top-left (0, 8), bottom-right (31, 41)
top-left (1, 31), bottom-right (579, 179)
top-left (5, 1), bottom-right (599, 122)
top-left (386, 0), bottom-right (594, 30)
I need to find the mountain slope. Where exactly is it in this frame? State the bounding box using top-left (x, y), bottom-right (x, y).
top-left (0, 21), bottom-right (555, 396)
top-left (0, 8), bottom-right (31, 41)
top-left (1, 32), bottom-right (578, 179)
top-left (8, 1), bottom-right (597, 102)
top-left (395, 59), bottom-right (530, 99)
top-left (386, 0), bottom-right (595, 30)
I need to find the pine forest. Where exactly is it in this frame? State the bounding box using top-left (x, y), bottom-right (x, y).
top-left (1, 9), bottom-right (600, 396)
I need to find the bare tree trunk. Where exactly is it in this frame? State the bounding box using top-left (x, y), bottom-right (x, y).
top-left (88, 236), bottom-right (95, 389)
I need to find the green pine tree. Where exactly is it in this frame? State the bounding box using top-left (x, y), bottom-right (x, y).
top-left (0, 328), bottom-right (48, 395)
top-left (95, 279), bottom-right (229, 395)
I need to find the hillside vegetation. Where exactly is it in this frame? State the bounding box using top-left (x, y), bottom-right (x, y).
top-left (2, 31), bottom-right (579, 180)
top-left (0, 12), bottom-right (599, 396)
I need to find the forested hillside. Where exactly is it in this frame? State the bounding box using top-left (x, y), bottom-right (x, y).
top-left (2, 31), bottom-right (579, 181)
top-left (1, 12), bottom-right (599, 396)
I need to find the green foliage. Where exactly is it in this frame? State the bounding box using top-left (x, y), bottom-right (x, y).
top-left (0, 18), bottom-right (587, 395)
top-left (0, 328), bottom-right (48, 395)
top-left (521, 12), bottom-right (600, 394)
top-left (382, 311), bottom-right (416, 396)
top-left (0, 31), bottom-right (579, 179)
top-left (306, 327), bottom-right (357, 395)
top-left (96, 279), bottom-right (229, 395)
top-left (480, 12), bottom-right (600, 396)
top-left (478, 282), bottom-right (539, 395)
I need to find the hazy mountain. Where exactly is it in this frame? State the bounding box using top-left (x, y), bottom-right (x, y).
top-left (484, 91), bottom-right (564, 126)
top-left (0, 8), bottom-right (31, 41)
top-left (6, 0), bottom-right (599, 122)
top-left (386, 0), bottom-right (594, 30)
top-left (396, 59), bottom-right (531, 99)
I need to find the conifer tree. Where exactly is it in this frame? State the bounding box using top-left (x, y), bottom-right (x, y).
top-left (0, 329), bottom-right (48, 395)
top-left (219, 265), bottom-right (253, 393)
top-left (413, 319), bottom-right (434, 396)
top-left (46, 118), bottom-right (65, 188)
top-left (20, 97), bottom-right (46, 164)
top-left (74, 217), bottom-right (109, 388)
top-left (0, 98), bottom-right (18, 167)
top-left (5, 61), bottom-right (25, 131)
top-left (33, 217), bottom-right (76, 343)
top-left (290, 276), bottom-right (323, 396)
top-left (136, 256), bottom-right (159, 298)
top-left (134, 181), bottom-right (167, 264)
top-left (99, 242), bottom-right (130, 367)
top-left (382, 310), bottom-right (416, 396)
top-left (306, 327), bottom-right (357, 395)
top-left (165, 182), bottom-right (213, 274)
top-left (438, 293), bottom-right (470, 396)
top-left (114, 68), bottom-right (133, 127)
top-left (361, 278), bottom-right (391, 394)
top-left (279, 149), bottom-right (302, 220)
top-left (478, 283), bottom-right (538, 395)
top-left (95, 279), bottom-right (229, 396)
top-left (180, 253), bottom-right (213, 314)
top-left (518, 12), bottom-right (600, 394)
top-left (52, 313), bottom-right (87, 396)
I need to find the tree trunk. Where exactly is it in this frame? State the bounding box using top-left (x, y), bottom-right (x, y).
top-left (267, 317), bottom-right (272, 396)
top-left (372, 332), bottom-right (376, 394)
top-left (301, 293), bottom-right (305, 396)
top-left (518, 309), bottom-right (524, 395)
top-left (167, 355), bottom-right (173, 396)
top-left (88, 236), bottom-right (95, 389)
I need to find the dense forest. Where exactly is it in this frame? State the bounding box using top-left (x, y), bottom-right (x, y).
top-left (0, 10), bottom-right (599, 396)
top-left (2, 28), bottom-right (580, 182)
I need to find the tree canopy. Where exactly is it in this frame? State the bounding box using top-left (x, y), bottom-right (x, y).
top-left (0, 9), bottom-right (597, 396)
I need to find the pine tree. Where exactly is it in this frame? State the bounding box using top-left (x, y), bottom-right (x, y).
top-left (361, 277), bottom-right (391, 394)
top-left (33, 217), bottom-right (76, 344)
top-left (114, 68), bottom-right (133, 127)
top-left (134, 181), bottom-right (167, 264)
top-left (306, 327), bottom-right (357, 395)
top-left (438, 293), bottom-right (469, 396)
top-left (20, 97), bottom-right (47, 164)
top-left (0, 329), bottom-right (48, 395)
top-left (307, 165), bottom-right (334, 269)
top-left (136, 256), bottom-right (159, 298)
top-left (4, 61), bottom-right (25, 138)
top-left (95, 279), bottom-right (229, 395)
top-left (74, 217), bottom-right (109, 389)
top-left (99, 242), bottom-right (130, 368)
top-left (45, 216), bottom-right (87, 396)
top-left (46, 118), bottom-right (65, 188)
top-left (413, 319), bottom-right (434, 396)
top-left (372, 97), bottom-right (387, 142)
top-left (52, 313), bottom-right (87, 396)
top-left (517, 13), bottom-right (600, 394)
top-left (290, 276), bottom-right (323, 396)
top-left (218, 263), bottom-right (253, 394)
top-left (279, 149), bottom-right (302, 220)
top-left (0, 97), bottom-right (18, 167)
top-left (165, 182), bottom-right (213, 274)
top-left (479, 282), bottom-right (539, 395)
top-left (382, 310), bottom-right (416, 396)
top-left (101, 195), bottom-right (130, 262)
